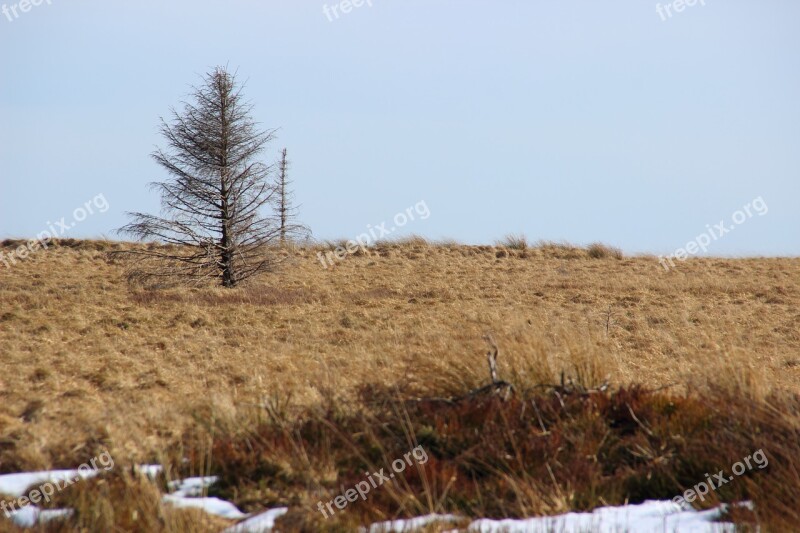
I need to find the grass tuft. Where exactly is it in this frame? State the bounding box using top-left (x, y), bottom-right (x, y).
top-left (497, 234), bottom-right (529, 250)
top-left (587, 242), bottom-right (624, 259)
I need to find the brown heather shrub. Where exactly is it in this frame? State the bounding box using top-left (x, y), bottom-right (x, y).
top-left (176, 384), bottom-right (798, 531)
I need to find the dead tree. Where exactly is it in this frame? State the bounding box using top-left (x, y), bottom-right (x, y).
top-left (117, 67), bottom-right (284, 288)
top-left (278, 149), bottom-right (289, 244)
top-left (275, 148), bottom-right (309, 245)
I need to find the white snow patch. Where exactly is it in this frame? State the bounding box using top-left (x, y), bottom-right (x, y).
top-left (160, 473), bottom-right (248, 520)
top-left (168, 476), bottom-right (219, 497)
top-left (162, 494), bottom-right (248, 520)
top-left (0, 469), bottom-right (99, 498)
top-left (467, 500), bottom-right (735, 532)
top-left (365, 513), bottom-right (463, 532)
top-left (223, 507), bottom-right (289, 532)
top-left (362, 501), bottom-right (738, 533)
top-left (134, 464), bottom-right (163, 479)
top-left (160, 474), bottom-right (246, 520)
top-left (0, 466), bottom-right (250, 527)
top-left (7, 506), bottom-right (73, 528)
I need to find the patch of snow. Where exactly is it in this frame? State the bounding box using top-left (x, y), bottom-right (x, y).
top-left (168, 476), bottom-right (219, 497)
top-left (1, 466), bottom-right (249, 527)
top-left (7, 506), bottom-right (73, 528)
top-left (162, 494), bottom-right (248, 520)
top-left (223, 507), bottom-right (290, 532)
top-left (467, 500), bottom-right (735, 533)
top-left (134, 464), bottom-right (163, 479)
top-left (157, 472), bottom-right (249, 521)
top-left (365, 513), bottom-right (463, 532)
top-left (0, 469), bottom-right (97, 498)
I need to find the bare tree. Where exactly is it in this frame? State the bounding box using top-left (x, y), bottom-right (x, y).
top-left (117, 67), bottom-right (283, 288)
top-left (275, 148), bottom-right (309, 245)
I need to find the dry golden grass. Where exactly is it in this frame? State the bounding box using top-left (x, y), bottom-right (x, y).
top-left (0, 239), bottom-right (798, 469)
top-left (0, 239), bottom-right (798, 530)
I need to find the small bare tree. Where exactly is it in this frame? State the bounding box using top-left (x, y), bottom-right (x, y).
top-left (118, 67), bottom-right (283, 288)
top-left (275, 148), bottom-right (309, 245)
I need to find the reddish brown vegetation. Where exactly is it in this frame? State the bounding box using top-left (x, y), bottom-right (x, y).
top-left (181, 384), bottom-right (799, 531)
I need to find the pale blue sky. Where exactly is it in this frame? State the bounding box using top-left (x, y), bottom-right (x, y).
top-left (1, 1), bottom-right (798, 255)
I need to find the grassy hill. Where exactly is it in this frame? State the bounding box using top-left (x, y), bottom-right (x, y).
top-left (1, 239), bottom-right (799, 531)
